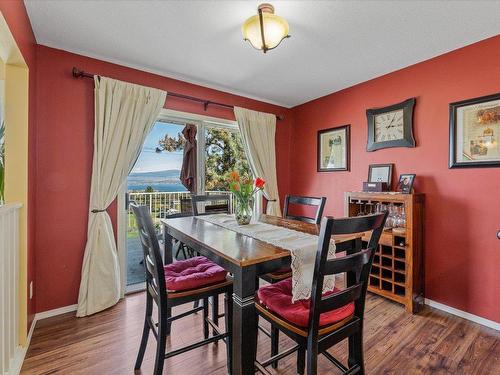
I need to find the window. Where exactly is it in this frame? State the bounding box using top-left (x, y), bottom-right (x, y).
top-left (203, 122), bottom-right (251, 194)
top-left (124, 111), bottom-right (251, 288)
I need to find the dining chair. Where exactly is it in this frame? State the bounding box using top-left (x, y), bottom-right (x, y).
top-left (131, 203), bottom-right (233, 375)
top-left (283, 195), bottom-right (327, 225)
top-left (191, 193), bottom-right (232, 216)
top-left (259, 195), bottom-right (326, 367)
top-left (190, 194), bottom-right (232, 325)
top-left (255, 212), bottom-right (387, 375)
top-left (262, 195), bottom-right (327, 283)
top-left (166, 212), bottom-right (195, 260)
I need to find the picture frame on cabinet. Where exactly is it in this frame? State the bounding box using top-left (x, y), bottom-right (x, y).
top-left (368, 163), bottom-right (393, 190)
top-left (397, 174), bottom-right (416, 194)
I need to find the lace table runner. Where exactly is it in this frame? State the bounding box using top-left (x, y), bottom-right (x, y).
top-left (197, 214), bottom-right (335, 302)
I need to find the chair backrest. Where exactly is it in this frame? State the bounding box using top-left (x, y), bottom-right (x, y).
top-left (130, 203), bottom-right (167, 309)
top-left (180, 198), bottom-right (193, 214)
top-left (308, 212), bottom-right (388, 335)
top-left (283, 195), bottom-right (327, 224)
top-left (191, 194), bottom-right (231, 216)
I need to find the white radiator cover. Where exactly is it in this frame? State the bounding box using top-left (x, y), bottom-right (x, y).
top-left (0, 203), bottom-right (22, 375)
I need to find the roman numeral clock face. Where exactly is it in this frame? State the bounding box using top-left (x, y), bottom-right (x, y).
top-left (366, 98), bottom-right (415, 151)
top-left (374, 109), bottom-right (404, 142)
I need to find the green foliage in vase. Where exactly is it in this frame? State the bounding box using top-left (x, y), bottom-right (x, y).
top-left (228, 170), bottom-right (265, 204)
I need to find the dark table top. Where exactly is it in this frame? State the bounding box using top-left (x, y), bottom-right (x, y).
top-left (161, 214), bottom-right (361, 267)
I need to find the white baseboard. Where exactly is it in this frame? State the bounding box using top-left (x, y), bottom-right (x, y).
top-left (34, 304), bottom-right (78, 321)
top-left (7, 315), bottom-right (37, 375)
top-left (8, 305), bottom-right (78, 374)
top-left (425, 298), bottom-right (500, 331)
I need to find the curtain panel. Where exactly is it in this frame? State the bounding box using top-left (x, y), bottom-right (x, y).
top-left (77, 76), bottom-right (166, 317)
top-left (234, 107), bottom-right (281, 217)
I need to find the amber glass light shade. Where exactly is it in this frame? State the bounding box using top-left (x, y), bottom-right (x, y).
top-left (242, 3), bottom-right (290, 53)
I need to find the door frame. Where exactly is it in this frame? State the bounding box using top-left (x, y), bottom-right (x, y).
top-left (118, 109), bottom-right (241, 294)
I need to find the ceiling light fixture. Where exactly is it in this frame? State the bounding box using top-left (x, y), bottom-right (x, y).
top-left (242, 3), bottom-right (290, 53)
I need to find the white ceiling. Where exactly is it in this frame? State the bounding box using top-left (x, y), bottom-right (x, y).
top-left (25, 0), bottom-right (500, 108)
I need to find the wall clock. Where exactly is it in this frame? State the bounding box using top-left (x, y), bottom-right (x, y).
top-left (366, 98), bottom-right (416, 151)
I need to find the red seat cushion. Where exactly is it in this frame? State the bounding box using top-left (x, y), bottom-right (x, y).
top-left (164, 256), bottom-right (227, 292)
top-left (257, 278), bottom-right (354, 328)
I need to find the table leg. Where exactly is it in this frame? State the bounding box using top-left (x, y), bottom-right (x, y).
top-left (232, 268), bottom-right (258, 375)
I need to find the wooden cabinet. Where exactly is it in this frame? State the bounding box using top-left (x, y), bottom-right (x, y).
top-left (344, 192), bottom-right (424, 313)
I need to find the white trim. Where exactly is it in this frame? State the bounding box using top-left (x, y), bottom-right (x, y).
top-left (425, 298), bottom-right (500, 331)
top-left (34, 304), bottom-right (78, 321)
top-left (35, 43), bottom-right (290, 108)
top-left (7, 314), bottom-right (36, 375)
top-left (0, 202), bottom-right (22, 214)
top-left (158, 108), bottom-right (237, 127)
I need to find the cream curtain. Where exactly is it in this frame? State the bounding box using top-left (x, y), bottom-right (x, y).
top-left (234, 107), bottom-right (281, 217)
top-left (77, 76), bottom-right (166, 317)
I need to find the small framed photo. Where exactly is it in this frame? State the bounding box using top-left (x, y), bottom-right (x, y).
top-left (449, 92), bottom-right (500, 168)
top-left (317, 125), bottom-right (350, 172)
top-left (368, 163), bottom-right (393, 189)
top-left (397, 174), bottom-right (415, 194)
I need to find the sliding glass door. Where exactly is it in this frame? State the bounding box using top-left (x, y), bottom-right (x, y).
top-left (121, 110), bottom-right (251, 291)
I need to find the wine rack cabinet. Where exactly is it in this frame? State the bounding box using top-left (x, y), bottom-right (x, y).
top-left (344, 191), bottom-right (424, 313)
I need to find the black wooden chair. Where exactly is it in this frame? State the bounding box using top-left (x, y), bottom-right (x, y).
top-left (165, 212), bottom-right (195, 260)
top-left (259, 195), bottom-right (327, 367)
top-left (283, 195), bottom-right (327, 224)
top-left (190, 194), bottom-right (232, 319)
top-left (131, 203), bottom-right (233, 375)
top-left (191, 193), bottom-right (232, 216)
top-left (255, 212), bottom-right (387, 375)
top-left (261, 195), bottom-right (327, 284)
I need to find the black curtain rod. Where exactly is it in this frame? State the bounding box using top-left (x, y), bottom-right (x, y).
top-left (72, 67), bottom-right (284, 121)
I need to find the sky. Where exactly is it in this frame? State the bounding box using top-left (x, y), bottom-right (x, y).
top-left (132, 121), bottom-right (185, 173)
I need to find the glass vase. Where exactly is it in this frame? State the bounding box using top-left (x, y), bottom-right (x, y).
top-left (235, 197), bottom-right (253, 225)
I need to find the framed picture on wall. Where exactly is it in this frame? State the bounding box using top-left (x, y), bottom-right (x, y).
top-left (368, 163), bottom-right (393, 190)
top-left (449, 92), bottom-right (500, 168)
top-left (317, 125), bottom-right (350, 172)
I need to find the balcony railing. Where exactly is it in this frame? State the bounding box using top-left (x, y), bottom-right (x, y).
top-left (127, 190), bottom-right (233, 232)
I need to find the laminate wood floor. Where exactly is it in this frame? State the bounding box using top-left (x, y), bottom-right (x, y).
top-left (21, 292), bottom-right (500, 374)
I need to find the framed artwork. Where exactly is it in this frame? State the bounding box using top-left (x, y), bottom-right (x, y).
top-left (368, 163), bottom-right (393, 190)
top-left (449, 93), bottom-right (500, 168)
top-left (366, 98), bottom-right (416, 151)
top-left (317, 125), bottom-right (350, 172)
top-left (397, 174), bottom-right (415, 194)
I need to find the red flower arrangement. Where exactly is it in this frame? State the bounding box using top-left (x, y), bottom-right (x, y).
top-left (228, 171), bottom-right (265, 200)
top-left (228, 171), bottom-right (265, 224)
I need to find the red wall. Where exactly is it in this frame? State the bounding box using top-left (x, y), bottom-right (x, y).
top-left (0, 0), bottom-right (37, 328)
top-left (290, 35), bottom-right (500, 323)
top-left (35, 45), bottom-right (292, 312)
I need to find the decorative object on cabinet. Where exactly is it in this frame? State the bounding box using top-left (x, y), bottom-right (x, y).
top-left (368, 163), bottom-right (393, 190)
top-left (397, 174), bottom-right (415, 194)
top-left (366, 98), bottom-right (416, 151)
top-left (449, 92), bottom-right (500, 168)
top-left (362, 181), bottom-right (388, 192)
top-left (344, 191), bottom-right (424, 313)
top-left (317, 124), bottom-right (350, 172)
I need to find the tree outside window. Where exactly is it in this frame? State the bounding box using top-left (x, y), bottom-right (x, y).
top-left (156, 126), bottom-right (251, 191)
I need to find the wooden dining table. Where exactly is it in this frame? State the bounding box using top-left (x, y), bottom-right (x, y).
top-left (161, 214), bottom-right (362, 375)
